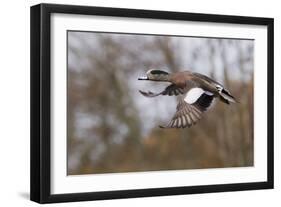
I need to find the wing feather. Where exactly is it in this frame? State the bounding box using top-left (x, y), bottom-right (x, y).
top-left (160, 99), bottom-right (203, 128)
top-left (160, 88), bottom-right (215, 128)
top-left (140, 84), bottom-right (184, 98)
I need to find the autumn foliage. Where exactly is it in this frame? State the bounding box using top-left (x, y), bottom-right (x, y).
top-left (67, 32), bottom-right (253, 175)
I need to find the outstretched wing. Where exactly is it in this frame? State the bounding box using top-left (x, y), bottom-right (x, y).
top-left (139, 84), bottom-right (184, 97)
top-left (160, 88), bottom-right (214, 128)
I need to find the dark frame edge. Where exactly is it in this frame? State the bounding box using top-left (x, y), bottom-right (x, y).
top-left (30, 4), bottom-right (52, 204)
top-left (43, 182), bottom-right (271, 204)
top-left (267, 19), bottom-right (274, 189)
top-left (41, 3), bottom-right (273, 25)
top-left (30, 4), bottom-right (42, 203)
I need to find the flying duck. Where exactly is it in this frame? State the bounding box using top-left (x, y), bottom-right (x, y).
top-left (138, 69), bottom-right (237, 128)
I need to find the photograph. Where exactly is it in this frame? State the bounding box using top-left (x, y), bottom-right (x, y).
top-left (67, 31), bottom-right (254, 175)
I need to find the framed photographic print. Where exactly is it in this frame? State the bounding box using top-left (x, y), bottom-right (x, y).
top-left (30, 3), bottom-right (274, 203)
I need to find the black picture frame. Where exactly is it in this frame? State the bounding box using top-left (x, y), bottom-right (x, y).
top-left (30, 3), bottom-right (274, 204)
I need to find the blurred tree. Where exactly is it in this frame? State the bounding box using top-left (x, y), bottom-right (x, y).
top-left (67, 32), bottom-right (254, 175)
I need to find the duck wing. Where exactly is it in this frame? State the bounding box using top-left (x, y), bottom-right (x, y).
top-left (192, 72), bottom-right (237, 104)
top-left (160, 87), bottom-right (214, 128)
top-left (139, 84), bottom-right (184, 97)
top-left (192, 72), bottom-right (221, 86)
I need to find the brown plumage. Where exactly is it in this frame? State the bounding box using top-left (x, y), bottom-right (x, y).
top-left (138, 69), bottom-right (237, 128)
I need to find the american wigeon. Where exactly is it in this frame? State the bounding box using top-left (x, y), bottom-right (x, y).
top-left (138, 69), bottom-right (237, 128)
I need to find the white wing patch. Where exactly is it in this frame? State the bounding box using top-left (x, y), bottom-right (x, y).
top-left (184, 88), bottom-right (213, 104)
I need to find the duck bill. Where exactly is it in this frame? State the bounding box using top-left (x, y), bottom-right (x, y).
top-left (138, 76), bottom-right (149, 80)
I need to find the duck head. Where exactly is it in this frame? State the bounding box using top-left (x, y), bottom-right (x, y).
top-left (138, 69), bottom-right (170, 81)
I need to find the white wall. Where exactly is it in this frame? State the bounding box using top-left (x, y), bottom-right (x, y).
top-left (0, 0), bottom-right (279, 206)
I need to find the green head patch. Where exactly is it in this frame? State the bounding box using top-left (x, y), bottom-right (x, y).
top-left (149, 70), bottom-right (169, 75)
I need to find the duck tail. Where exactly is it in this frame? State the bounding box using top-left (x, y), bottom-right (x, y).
top-left (220, 88), bottom-right (237, 104)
